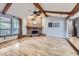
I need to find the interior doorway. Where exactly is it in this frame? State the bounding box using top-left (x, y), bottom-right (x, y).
top-left (72, 20), bottom-right (77, 36)
top-left (68, 20), bottom-right (77, 37)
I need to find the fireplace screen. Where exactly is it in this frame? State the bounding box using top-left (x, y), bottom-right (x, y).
top-left (32, 31), bottom-right (38, 34)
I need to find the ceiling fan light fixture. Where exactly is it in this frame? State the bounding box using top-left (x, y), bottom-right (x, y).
top-left (33, 11), bottom-right (41, 15)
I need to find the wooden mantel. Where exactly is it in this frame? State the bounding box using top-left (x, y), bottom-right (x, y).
top-left (26, 26), bottom-right (42, 29)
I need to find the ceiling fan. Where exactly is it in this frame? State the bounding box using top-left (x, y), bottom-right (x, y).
top-left (28, 6), bottom-right (42, 20)
top-left (33, 10), bottom-right (41, 16)
top-left (28, 6), bottom-right (42, 16)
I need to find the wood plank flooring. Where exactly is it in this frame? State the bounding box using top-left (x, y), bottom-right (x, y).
top-left (0, 36), bottom-right (78, 56)
top-left (68, 37), bottom-right (79, 52)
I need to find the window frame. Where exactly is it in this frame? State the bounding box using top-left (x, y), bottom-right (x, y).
top-left (0, 16), bottom-right (19, 37)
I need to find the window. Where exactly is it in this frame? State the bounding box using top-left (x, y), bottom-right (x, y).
top-left (0, 22), bottom-right (11, 29)
top-left (48, 22), bottom-right (52, 27)
top-left (12, 18), bottom-right (19, 35)
top-left (0, 17), bottom-right (11, 36)
top-left (0, 17), bottom-right (19, 37)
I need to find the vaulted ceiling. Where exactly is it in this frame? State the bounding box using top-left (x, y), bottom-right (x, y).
top-left (40, 3), bottom-right (77, 18)
top-left (7, 3), bottom-right (37, 19)
top-left (0, 3), bottom-right (7, 12)
top-left (40, 3), bottom-right (76, 12)
top-left (0, 3), bottom-right (78, 19)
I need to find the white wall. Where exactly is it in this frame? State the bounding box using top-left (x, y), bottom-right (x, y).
top-left (42, 16), bottom-right (67, 38)
top-left (22, 19), bottom-right (27, 35)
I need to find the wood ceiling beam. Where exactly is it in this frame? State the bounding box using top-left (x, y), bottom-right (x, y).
top-left (66, 3), bottom-right (79, 19)
top-left (2, 3), bottom-right (12, 14)
top-left (44, 10), bottom-right (71, 15)
top-left (33, 3), bottom-right (47, 17)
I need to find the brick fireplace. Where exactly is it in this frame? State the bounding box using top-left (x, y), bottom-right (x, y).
top-left (26, 26), bottom-right (42, 36)
top-left (26, 16), bottom-right (43, 36)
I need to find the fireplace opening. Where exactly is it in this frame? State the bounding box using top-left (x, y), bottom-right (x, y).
top-left (32, 31), bottom-right (38, 34)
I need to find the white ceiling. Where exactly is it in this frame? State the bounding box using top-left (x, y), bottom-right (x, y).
top-left (7, 3), bottom-right (35, 19)
top-left (40, 3), bottom-right (76, 12)
top-left (0, 3), bottom-right (6, 12)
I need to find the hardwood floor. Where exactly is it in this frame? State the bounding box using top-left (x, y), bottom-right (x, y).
top-left (0, 36), bottom-right (78, 56)
top-left (68, 37), bottom-right (79, 52)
